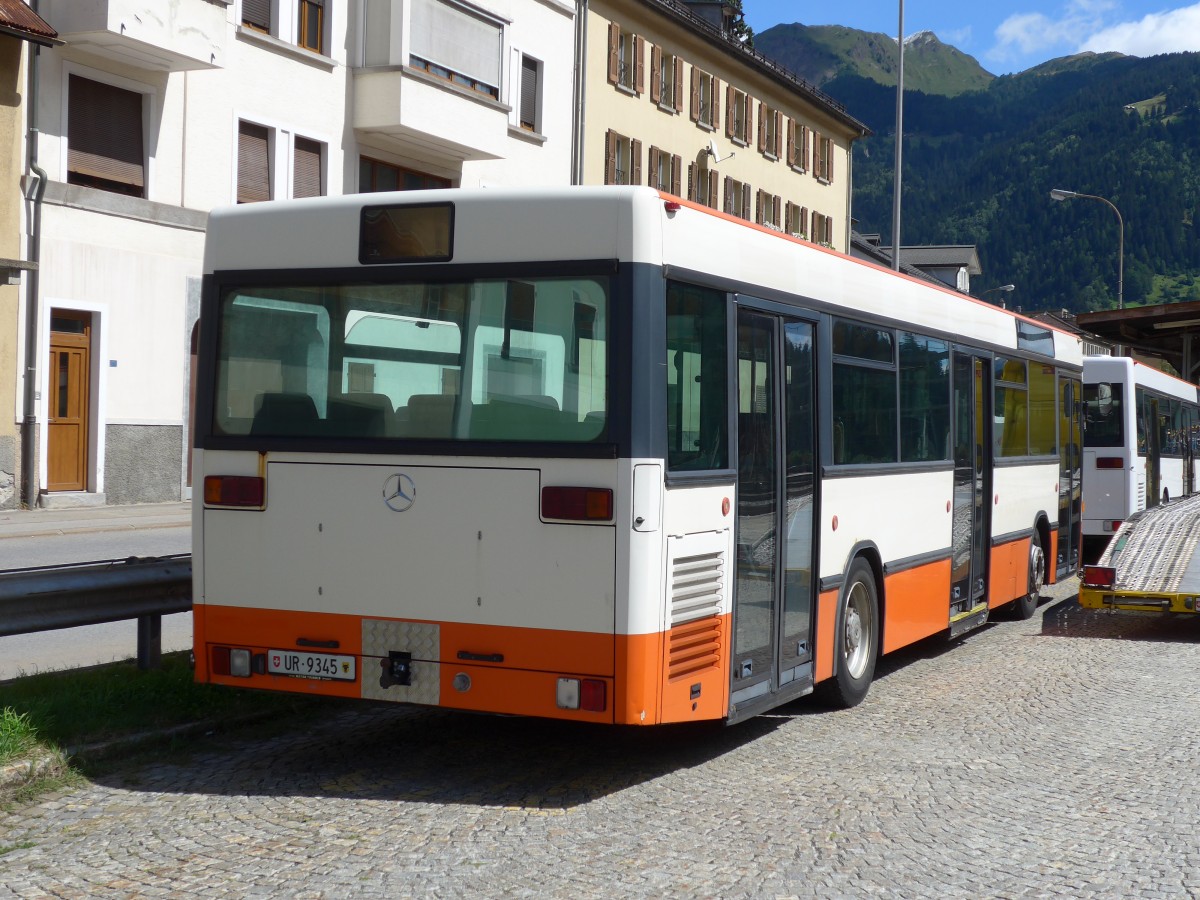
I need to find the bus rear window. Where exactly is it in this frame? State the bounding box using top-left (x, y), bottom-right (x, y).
top-left (212, 276), bottom-right (609, 444)
top-left (1083, 382), bottom-right (1123, 448)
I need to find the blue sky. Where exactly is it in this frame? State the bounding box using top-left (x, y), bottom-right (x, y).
top-left (741, 1), bottom-right (1200, 75)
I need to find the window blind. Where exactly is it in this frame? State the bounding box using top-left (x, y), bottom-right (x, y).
top-left (519, 56), bottom-right (537, 130)
top-left (67, 75), bottom-right (145, 194)
top-left (238, 121), bottom-right (271, 203)
top-left (293, 137), bottom-right (322, 198)
top-left (410, 0), bottom-right (501, 89)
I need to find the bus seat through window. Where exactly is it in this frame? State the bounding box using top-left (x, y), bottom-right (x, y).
top-left (250, 392), bottom-right (319, 436)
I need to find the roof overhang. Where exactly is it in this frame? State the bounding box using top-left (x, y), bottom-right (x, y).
top-left (1077, 301), bottom-right (1200, 380)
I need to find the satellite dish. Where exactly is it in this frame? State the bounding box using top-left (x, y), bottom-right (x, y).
top-left (706, 138), bottom-right (734, 163)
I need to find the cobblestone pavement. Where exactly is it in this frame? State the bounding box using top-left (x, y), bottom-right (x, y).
top-left (4, 577), bottom-right (1200, 898)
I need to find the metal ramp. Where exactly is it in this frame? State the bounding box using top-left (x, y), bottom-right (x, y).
top-left (1080, 493), bottom-right (1200, 614)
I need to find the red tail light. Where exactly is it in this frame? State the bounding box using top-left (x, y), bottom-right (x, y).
top-left (1082, 565), bottom-right (1116, 588)
top-left (205, 475), bottom-right (265, 508)
top-left (541, 486), bottom-right (613, 521)
top-left (580, 679), bottom-right (607, 712)
top-left (1095, 457), bottom-right (1124, 470)
top-left (212, 646), bottom-right (231, 675)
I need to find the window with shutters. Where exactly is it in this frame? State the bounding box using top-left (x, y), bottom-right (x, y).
top-left (759, 104), bottom-right (782, 160)
top-left (723, 177), bottom-right (750, 221)
top-left (811, 211), bottom-right (833, 245)
top-left (607, 22), bottom-right (642, 94)
top-left (604, 130), bottom-right (639, 185)
top-left (67, 75), bottom-right (147, 199)
top-left (787, 119), bottom-right (809, 173)
top-left (785, 202), bottom-right (807, 238)
top-left (237, 121), bottom-right (272, 203)
top-left (293, 137), bottom-right (324, 198)
top-left (651, 46), bottom-right (682, 113)
top-left (297, 0), bottom-right (324, 53)
top-left (359, 157), bottom-right (451, 192)
top-left (410, 0), bottom-right (503, 100)
top-left (727, 87), bottom-right (751, 146)
top-left (518, 54), bottom-right (541, 132)
top-left (756, 191), bottom-right (781, 229)
top-left (814, 134), bottom-right (834, 183)
top-left (688, 163), bottom-right (718, 209)
top-left (691, 68), bottom-right (717, 130)
top-left (648, 147), bottom-right (682, 195)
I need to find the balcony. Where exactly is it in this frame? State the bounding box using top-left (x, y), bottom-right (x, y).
top-left (353, 66), bottom-right (510, 162)
top-left (48, 0), bottom-right (226, 71)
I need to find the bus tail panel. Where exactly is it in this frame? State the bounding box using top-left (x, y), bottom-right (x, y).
top-left (196, 604), bottom-right (734, 725)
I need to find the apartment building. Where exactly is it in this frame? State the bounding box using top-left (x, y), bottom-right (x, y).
top-left (580, 0), bottom-right (867, 250)
top-left (13, 0), bottom-right (574, 509)
top-left (0, 1), bottom-right (57, 509)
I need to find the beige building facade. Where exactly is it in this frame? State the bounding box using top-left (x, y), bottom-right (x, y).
top-left (579, 0), bottom-right (867, 251)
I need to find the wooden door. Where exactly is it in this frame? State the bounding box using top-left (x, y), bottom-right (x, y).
top-left (47, 312), bottom-right (91, 492)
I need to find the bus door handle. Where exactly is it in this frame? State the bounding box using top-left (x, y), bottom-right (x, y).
top-left (457, 650), bottom-right (505, 663)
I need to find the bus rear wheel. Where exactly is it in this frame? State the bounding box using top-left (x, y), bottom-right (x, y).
top-left (1012, 531), bottom-right (1045, 620)
top-left (817, 558), bottom-right (878, 708)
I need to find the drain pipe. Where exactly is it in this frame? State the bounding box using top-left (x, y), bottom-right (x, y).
top-left (21, 12), bottom-right (48, 509)
top-left (570, 0), bottom-right (588, 184)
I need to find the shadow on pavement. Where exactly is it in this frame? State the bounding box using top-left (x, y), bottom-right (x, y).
top-left (1041, 595), bottom-right (1200, 642)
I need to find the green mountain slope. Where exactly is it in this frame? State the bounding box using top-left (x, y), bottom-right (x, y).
top-left (756, 23), bottom-right (994, 97)
top-left (826, 51), bottom-right (1200, 313)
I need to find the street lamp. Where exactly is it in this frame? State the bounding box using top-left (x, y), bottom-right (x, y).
top-left (982, 284), bottom-right (1015, 308)
top-left (1050, 188), bottom-right (1124, 311)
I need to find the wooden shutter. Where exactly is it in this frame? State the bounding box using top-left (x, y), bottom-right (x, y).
top-left (801, 207), bottom-right (808, 238)
top-left (293, 137), bottom-right (322, 198)
top-left (787, 119), bottom-right (795, 167)
top-left (689, 67), bottom-right (700, 121)
top-left (238, 121), bottom-right (271, 203)
top-left (755, 189), bottom-right (763, 224)
top-left (630, 139), bottom-right (642, 186)
top-left (650, 45), bottom-right (661, 104)
top-left (67, 75), bottom-right (145, 195)
top-left (242, 0), bottom-right (270, 30)
top-left (773, 194), bottom-right (782, 228)
top-left (811, 210), bottom-right (818, 241)
top-left (725, 85), bottom-right (734, 137)
top-left (687, 162), bottom-right (695, 200)
top-left (648, 146), bottom-right (660, 188)
top-left (520, 56), bottom-right (538, 129)
top-left (757, 103), bottom-right (766, 153)
top-left (673, 59), bottom-right (684, 112)
top-left (723, 176), bottom-right (732, 213)
top-left (671, 154), bottom-right (681, 196)
top-left (634, 36), bottom-right (644, 93)
top-left (708, 170), bottom-right (718, 209)
top-left (801, 126), bottom-right (810, 171)
top-left (604, 130), bottom-right (615, 184)
top-left (828, 141), bottom-right (835, 183)
top-left (774, 112), bottom-right (784, 157)
top-left (711, 78), bottom-right (720, 129)
top-left (741, 183), bottom-right (751, 220)
top-left (608, 22), bottom-right (620, 84)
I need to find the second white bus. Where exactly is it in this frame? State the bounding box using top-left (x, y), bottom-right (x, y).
top-left (1083, 356), bottom-right (1199, 555)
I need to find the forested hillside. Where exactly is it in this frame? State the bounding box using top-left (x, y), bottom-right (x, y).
top-left (758, 23), bottom-right (1200, 314)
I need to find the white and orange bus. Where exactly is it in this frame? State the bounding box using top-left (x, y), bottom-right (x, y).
top-left (193, 187), bottom-right (1083, 725)
top-left (1082, 355), bottom-right (1199, 556)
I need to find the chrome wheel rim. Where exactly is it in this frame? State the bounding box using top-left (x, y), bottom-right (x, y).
top-left (1028, 541), bottom-right (1045, 597)
top-left (843, 581), bottom-right (873, 679)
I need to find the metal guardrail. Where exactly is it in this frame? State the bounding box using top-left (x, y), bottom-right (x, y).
top-left (0, 554), bottom-right (192, 670)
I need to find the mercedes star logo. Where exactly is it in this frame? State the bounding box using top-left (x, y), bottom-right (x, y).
top-left (382, 472), bottom-right (416, 512)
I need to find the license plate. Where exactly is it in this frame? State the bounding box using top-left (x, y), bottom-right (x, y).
top-left (268, 649), bottom-right (356, 681)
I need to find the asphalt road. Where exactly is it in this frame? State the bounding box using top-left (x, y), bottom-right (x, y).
top-left (5, 575), bottom-right (1200, 897)
top-left (0, 525), bottom-right (192, 681)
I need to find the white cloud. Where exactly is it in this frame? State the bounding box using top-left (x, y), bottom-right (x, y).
top-left (994, 12), bottom-right (1060, 55)
top-left (940, 26), bottom-right (974, 47)
top-left (1079, 5), bottom-right (1200, 56)
top-left (986, 0), bottom-right (1150, 68)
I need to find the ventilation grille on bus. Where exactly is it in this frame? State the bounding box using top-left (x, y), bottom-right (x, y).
top-left (670, 551), bottom-right (724, 626)
top-left (668, 615), bottom-right (723, 681)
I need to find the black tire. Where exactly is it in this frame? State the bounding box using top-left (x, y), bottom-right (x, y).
top-left (816, 557), bottom-right (878, 708)
top-left (1012, 530), bottom-right (1045, 620)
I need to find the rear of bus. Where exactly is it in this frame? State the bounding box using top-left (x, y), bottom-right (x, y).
top-left (192, 189), bottom-right (687, 725)
top-left (1082, 357), bottom-right (1138, 553)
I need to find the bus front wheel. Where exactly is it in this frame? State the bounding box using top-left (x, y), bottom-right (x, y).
top-left (1013, 531), bottom-right (1045, 620)
top-left (817, 558), bottom-right (878, 708)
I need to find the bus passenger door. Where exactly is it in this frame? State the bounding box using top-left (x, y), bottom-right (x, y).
top-left (731, 307), bottom-right (817, 715)
top-left (1057, 374), bottom-right (1083, 577)
top-left (950, 350), bottom-right (991, 635)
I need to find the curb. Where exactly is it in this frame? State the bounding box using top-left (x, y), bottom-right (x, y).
top-left (0, 750), bottom-right (66, 790)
